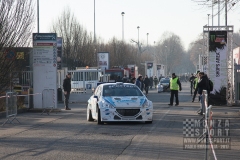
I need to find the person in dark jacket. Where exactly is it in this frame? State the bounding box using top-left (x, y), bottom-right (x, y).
top-left (140, 76), bottom-right (144, 91)
top-left (130, 77), bottom-right (136, 84)
top-left (197, 72), bottom-right (210, 115)
top-left (167, 73), bottom-right (182, 106)
top-left (189, 73), bottom-right (195, 96)
top-left (149, 76), bottom-right (153, 89)
top-left (122, 75), bottom-right (128, 83)
top-left (153, 76), bottom-right (159, 89)
top-left (143, 75), bottom-right (150, 96)
top-left (135, 75), bottom-right (143, 90)
top-left (115, 75), bottom-right (123, 82)
top-left (63, 73), bottom-right (72, 110)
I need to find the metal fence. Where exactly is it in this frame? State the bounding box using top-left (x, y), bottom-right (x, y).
top-left (2, 92), bottom-right (20, 126)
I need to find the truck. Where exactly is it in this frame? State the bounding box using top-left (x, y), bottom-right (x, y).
top-left (105, 65), bottom-right (138, 82)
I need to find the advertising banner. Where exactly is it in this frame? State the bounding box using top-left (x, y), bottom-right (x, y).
top-left (146, 62), bottom-right (153, 77)
top-left (33, 33), bottom-right (57, 109)
top-left (208, 31), bottom-right (228, 93)
top-left (233, 47), bottom-right (240, 65)
top-left (98, 52), bottom-right (109, 70)
top-left (57, 37), bottom-right (63, 69)
top-left (157, 64), bottom-right (161, 78)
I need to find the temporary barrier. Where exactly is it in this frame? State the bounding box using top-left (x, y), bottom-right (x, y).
top-left (197, 90), bottom-right (217, 160)
top-left (2, 92), bottom-right (20, 126)
top-left (42, 89), bottom-right (55, 115)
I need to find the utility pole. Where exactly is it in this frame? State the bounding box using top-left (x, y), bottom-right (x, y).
top-left (94, 0), bottom-right (96, 43)
top-left (37, 0), bottom-right (39, 33)
top-left (225, 0), bottom-right (227, 27)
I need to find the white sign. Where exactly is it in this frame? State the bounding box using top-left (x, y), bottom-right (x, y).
top-left (33, 33), bottom-right (57, 109)
top-left (208, 31), bottom-right (228, 93)
top-left (98, 52), bottom-right (109, 70)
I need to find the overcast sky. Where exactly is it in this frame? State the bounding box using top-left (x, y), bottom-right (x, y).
top-left (35, 0), bottom-right (240, 50)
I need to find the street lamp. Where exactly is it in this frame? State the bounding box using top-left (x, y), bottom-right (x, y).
top-left (121, 12), bottom-right (125, 41)
top-left (37, 0), bottom-right (39, 33)
top-left (94, 0), bottom-right (96, 43)
top-left (147, 33), bottom-right (149, 49)
top-left (137, 26), bottom-right (140, 44)
top-left (207, 14), bottom-right (210, 30)
top-left (165, 46), bottom-right (168, 76)
top-left (137, 26), bottom-right (140, 53)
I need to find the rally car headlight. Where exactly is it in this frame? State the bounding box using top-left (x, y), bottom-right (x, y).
top-left (102, 101), bottom-right (114, 108)
top-left (142, 100), bottom-right (150, 108)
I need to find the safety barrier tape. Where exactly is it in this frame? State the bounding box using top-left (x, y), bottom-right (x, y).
top-left (206, 124), bottom-right (217, 160)
top-left (0, 93), bottom-right (42, 98)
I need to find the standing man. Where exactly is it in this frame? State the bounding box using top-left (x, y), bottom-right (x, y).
top-left (192, 70), bottom-right (200, 102)
top-left (149, 76), bottom-right (153, 89)
top-left (63, 72), bottom-right (71, 110)
top-left (168, 73), bottom-right (182, 106)
top-left (135, 75), bottom-right (143, 90)
top-left (189, 73), bottom-right (195, 96)
top-left (122, 74), bottom-right (128, 83)
top-left (153, 76), bottom-right (159, 89)
top-left (197, 72), bottom-right (210, 115)
top-left (143, 75), bottom-right (150, 96)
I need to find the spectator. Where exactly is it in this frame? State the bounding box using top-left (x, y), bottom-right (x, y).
top-left (63, 73), bottom-right (72, 110)
top-left (115, 75), bottom-right (122, 82)
top-left (153, 76), bottom-right (159, 89)
top-left (143, 75), bottom-right (150, 96)
top-left (130, 77), bottom-right (136, 84)
top-left (149, 76), bottom-right (153, 89)
top-left (192, 71), bottom-right (200, 102)
top-left (189, 73), bottom-right (195, 96)
top-left (197, 72), bottom-right (210, 115)
top-left (135, 75), bottom-right (143, 90)
top-left (122, 74), bottom-right (128, 83)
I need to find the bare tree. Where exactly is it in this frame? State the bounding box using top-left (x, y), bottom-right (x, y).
top-left (0, 0), bottom-right (35, 94)
top-left (51, 8), bottom-right (95, 69)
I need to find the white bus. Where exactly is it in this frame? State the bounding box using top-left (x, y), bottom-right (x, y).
top-left (69, 69), bottom-right (109, 93)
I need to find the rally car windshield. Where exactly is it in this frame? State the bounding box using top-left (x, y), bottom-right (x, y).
top-left (103, 85), bottom-right (143, 96)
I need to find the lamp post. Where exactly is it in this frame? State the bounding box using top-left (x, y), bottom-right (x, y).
top-left (121, 12), bottom-right (125, 41)
top-left (37, 0), bottom-right (39, 33)
top-left (165, 45), bottom-right (168, 76)
top-left (207, 14), bottom-right (210, 30)
top-left (147, 33), bottom-right (149, 49)
top-left (137, 26), bottom-right (140, 53)
top-left (199, 47), bottom-right (202, 71)
top-left (94, 0), bottom-right (96, 43)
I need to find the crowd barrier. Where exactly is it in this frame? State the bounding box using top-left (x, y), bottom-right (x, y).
top-left (1, 91), bottom-right (44, 126)
top-left (197, 90), bottom-right (217, 160)
top-left (2, 92), bottom-right (20, 126)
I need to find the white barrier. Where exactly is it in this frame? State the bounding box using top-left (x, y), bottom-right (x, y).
top-left (198, 90), bottom-right (217, 160)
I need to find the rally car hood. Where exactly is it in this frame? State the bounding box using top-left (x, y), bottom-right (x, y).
top-left (102, 96), bottom-right (146, 107)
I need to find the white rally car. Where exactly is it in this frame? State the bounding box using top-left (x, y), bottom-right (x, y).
top-left (87, 82), bottom-right (153, 124)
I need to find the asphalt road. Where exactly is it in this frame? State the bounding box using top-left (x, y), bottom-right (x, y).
top-left (0, 82), bottom-right (239, 160)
